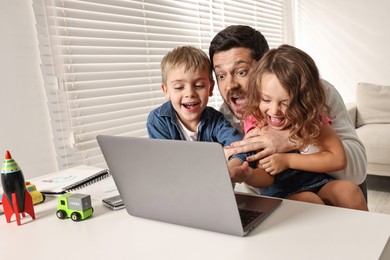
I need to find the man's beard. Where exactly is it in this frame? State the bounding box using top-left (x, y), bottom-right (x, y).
top-left (225, 87), bottom-right (248, 120)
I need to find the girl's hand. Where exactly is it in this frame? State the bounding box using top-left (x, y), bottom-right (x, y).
top-left (259, 153), bottom-right (289, 175)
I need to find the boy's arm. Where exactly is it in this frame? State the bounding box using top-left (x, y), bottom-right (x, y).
top-left (147, 123), bottom-right (171, 139)
top-left (228, 158), bottom-right (274, 188)
top-left (146, 111), bottom-right (174, 139)
top-left (213, 113), bottom-right (254, 163)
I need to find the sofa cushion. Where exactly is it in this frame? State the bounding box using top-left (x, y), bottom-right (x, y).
top-left (356, 124), bottom-right (390, 165)
top-left (356, 82), bottom-right (390, 127)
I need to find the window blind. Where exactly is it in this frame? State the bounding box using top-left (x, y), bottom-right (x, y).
top-left (33, 0), bottom-right (288, 169)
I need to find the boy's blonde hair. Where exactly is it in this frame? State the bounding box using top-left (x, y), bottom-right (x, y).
top-left (161, 46), bottom-right (213, 85)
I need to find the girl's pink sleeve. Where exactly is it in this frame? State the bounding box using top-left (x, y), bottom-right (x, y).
top-left (321, 112), bottom-right (332, 125)
top-left (243, 115), bottom-right (259, 134)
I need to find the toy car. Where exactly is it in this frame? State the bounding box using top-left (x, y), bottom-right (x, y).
top-left (25, 182), bottom-right (46, 204)
top-left (56, 193), bottom-right (93, 221)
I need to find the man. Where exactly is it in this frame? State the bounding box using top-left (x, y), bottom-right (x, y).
top-left (209, 25), bottom-right (367, 185)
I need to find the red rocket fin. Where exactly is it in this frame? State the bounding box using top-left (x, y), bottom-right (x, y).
top-left (1, 192), bottom-right (35, 225)
top-left (23, 190), bottom-right (35, 220)
top-left (1, 193), bottom-right (15, 223)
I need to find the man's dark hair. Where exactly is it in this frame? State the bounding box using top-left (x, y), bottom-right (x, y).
top-left (209, 25), bottom-right (269, 68)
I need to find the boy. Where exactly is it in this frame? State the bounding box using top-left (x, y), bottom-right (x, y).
top-left (147, 46), bottom-right (264, 184)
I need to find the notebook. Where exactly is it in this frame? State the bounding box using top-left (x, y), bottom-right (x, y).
top-left (33, 165), bottom-right (110, 195)
top-left (97, 135), bottom-right (282, 236)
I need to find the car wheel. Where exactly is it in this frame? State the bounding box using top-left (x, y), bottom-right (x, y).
top-left (71, 212), bottom-right (81, 221)
top-left (56, 210), bottom-right (66, 219)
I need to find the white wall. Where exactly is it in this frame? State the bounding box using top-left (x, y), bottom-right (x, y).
top-left (295, 0), bottom-right (390, 103)
top-left (0, 0), bottom-right (57, 179)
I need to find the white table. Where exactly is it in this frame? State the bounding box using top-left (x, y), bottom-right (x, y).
top-left (1, 176), bottom-right (389, 260)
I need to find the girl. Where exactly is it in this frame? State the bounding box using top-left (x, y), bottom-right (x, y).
top-left (241, 45), bottom-right (367, 210)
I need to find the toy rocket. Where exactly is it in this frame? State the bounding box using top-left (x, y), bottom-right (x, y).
top-left (1, 150), bottom-right (35, 225)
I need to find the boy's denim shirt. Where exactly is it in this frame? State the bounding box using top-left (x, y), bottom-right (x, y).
top-left (147, 101), bottom-right (254, 164)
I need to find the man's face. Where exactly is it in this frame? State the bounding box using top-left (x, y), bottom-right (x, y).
top-left (212, 47), bottom-right (256, 120)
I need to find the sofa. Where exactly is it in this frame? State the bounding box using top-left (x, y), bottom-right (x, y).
top-left (347, 82), bottom-right (390, 177)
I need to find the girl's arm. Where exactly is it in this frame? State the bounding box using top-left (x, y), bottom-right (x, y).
top-left (260, 124), bottom-right (347, 174)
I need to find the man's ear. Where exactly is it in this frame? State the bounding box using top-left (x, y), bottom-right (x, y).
top-left (161, 84), bottom-right (170, 99)
top-left (209, 79), bottom-right (215, 97)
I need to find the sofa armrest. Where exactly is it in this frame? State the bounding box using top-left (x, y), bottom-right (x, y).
top-left (345, 102), bottom-right (357, 128)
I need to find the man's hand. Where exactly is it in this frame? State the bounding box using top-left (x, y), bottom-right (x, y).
top-left (230, 126), bottom-right (296, 162)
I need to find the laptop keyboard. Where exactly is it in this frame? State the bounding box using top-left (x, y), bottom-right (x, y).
top-left (239, 208), bottom-right (263, 227)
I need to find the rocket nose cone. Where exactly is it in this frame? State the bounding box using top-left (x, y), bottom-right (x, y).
top-left (5, 150), bottom-right (12, 160)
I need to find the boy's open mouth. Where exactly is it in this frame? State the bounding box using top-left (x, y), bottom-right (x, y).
top-left (182, 101), bottom-right (200, 109)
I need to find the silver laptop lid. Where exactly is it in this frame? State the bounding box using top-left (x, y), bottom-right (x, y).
top-left (97, 135), bottom-right (245, 236)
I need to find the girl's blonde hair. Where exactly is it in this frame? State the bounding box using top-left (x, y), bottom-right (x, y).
top-left (245, 44), bottom-right (331, 149)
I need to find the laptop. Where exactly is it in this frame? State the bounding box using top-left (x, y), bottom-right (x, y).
top-left (97, 135), bottom-right (282, 236)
